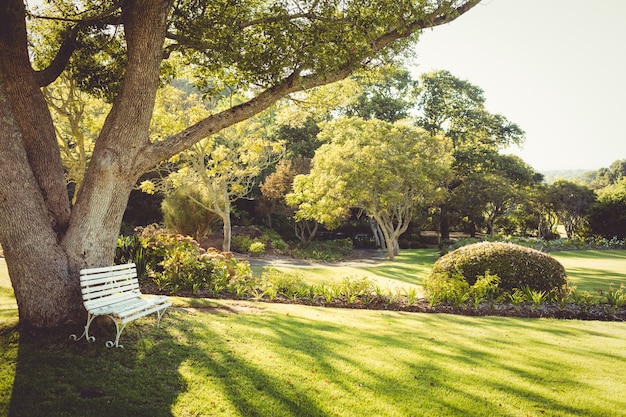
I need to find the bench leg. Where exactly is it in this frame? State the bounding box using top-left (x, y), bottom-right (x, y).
top-left (156, 306), bottom-right (168, 328)
top-left (69, 313), bottom-right (97, 343)
top-left (106, 319), bottom-right (128, 348)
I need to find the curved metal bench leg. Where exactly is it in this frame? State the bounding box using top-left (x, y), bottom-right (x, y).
top-left (69, 313), bottom-right (97, 343)
top-left (106, 319), bottom-right (128, 348)
top-left (156, 307), bottom-right (168, 328)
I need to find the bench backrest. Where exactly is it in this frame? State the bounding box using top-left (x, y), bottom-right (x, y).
top-left (79, 263), bottom-right (141, 311)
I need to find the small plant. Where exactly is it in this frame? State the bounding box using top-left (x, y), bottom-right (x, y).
top-left (523, 286), bottom-right (547, 309)
top-left (338, 276), bottom-right (375, 304)
top-left (570, 290), bottom-right (602, 311)
top-left (508, 289), bottom-right (527, 307)
top-left (404, 287), bottom-right (419, 305)
top-left (604, 283), bottom-right (626, 312)
top-left (552, 284), bottom-right (577, 310)
top-left (424, 271), bottom-right (470, 307)
top-left (469, 272), bottom-right (500, 308)
top-left (248, 241), bottom-right (266, 254)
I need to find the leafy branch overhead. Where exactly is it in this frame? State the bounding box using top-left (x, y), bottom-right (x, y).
top-left (29, 0), bottom-right (481, 169)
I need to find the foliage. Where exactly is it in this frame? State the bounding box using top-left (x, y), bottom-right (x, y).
top-left (161, 185), bottom-right (222, 241)
top-left (413, 70), bottom-right (527, 240)
top-left (588, 178), bottom-right (626, 239)
top-left (231, 226), bottom-right (289, 254)
top-left (547, 180), bottom-right (596, 238)
top-left (440, 235), bottom-right (626, 254)
top-left (431, 242), bottom-right (567, 293)
top-left (291, 239), bottom-right (354, 262)
top-left (116, 227), bottom-right (254, 296)
top-left (424, 270), bottom-right (500, 308)
top-left (248, 241), bottom-right (266, 254)
top-left (288, 116), bottom-right (451, 260)
top-left (424, 271), bottom-right (470, 306)
top-left (114, 234), bottom-right (149, 278)
top-left (143, 112), bottom-right (285, 251)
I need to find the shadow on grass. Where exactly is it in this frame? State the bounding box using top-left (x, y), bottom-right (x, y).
top-left (3, 317), bottom-right (187, 417)
top-left (3, 297), bottom-right (626, 416)
top-left (348, 249), bottom-right (439, 287)
top-left (552, 250), bottom-right (626, 292)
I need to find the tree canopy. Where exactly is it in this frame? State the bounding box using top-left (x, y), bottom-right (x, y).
top-left (288, 117), bottom-right (451, 260)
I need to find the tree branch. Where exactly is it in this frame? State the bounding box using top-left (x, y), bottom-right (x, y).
top-left (138, 0), bottom-right (481, 173)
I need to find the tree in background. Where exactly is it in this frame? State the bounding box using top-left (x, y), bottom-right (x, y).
top-left (161, 185), bottom-right (222, 242)
top-left (288, 117), bottom-right (451, 260)
top-left (547, 180), bottom-right (596, 238)
top-left (450, 153), bottom-right (541, 236)
top-left (341, 66), bottom-right (419, 122)
top-left (414, 70), bottom-right (525, 240)
top-left (143, 115), bottom-right (284, 251)
top-left (588, 178), bottom-right (626, 239)
top-left (259, 157), bottom-right (318, 242)
top-left (43, 75), bottom-right (110, 204)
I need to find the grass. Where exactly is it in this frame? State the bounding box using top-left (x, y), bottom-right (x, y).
top-left (252, 249), bottom-right (439, 293)
top-left (1, 252), bottom-right (626, 416)
top-left (254, 248), bottom-right (626, 296)
top-left (552, 250), bottom-right (626, 292)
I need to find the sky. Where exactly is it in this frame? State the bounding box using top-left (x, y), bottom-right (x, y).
top-left (410, 0), bottom-right (626, 173)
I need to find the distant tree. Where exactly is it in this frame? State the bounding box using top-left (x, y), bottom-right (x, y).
top-left (288, 117), bottom-right (451, 260)
top-left (414, 70), bottom-right (525, 239)
top-left (259, 157), bottom-right (318, 242)
top-left (162, 185), bottom-right (222, 241)
top-left (547, 180), bottom-right (596, 238)
top-left (588, 178), bottom-right (626, 239)
top-left (341, 66), bottom-right (418, 122)
top-left (43, 74), bottom-right (109, 203)
top-left (143, 116), bottom-right (284, 251)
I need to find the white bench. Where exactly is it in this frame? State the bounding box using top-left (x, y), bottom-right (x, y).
top-left (70, 263), bottom-right (171, 348)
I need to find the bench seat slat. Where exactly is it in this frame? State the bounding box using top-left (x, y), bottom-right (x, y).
top-left (88, 295), bottom-right (169, 316)
top-left (79, 264), bottom-right (137, 275)
top-left (83, 292), bottom-right (143, 311)
top-left (117, 300), bottom-right (173, 324)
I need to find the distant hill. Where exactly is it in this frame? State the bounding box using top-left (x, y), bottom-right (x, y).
top-left (540, 169), bottom-right (589, 184)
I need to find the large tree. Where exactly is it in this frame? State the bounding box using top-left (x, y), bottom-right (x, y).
top-left (0, 0), bottom-right (479, 328)
top-left (288, 117), bottom-right (451, 260)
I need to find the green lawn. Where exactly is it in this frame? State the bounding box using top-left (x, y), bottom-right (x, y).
top-left (2, 252), bottom-right (626, 416)
top-left (552, 250), bottom-right (626, 292)
top-left (257, 249), bottom-right (626, 295)
top-left (252, 249), bottom-right (439, 293)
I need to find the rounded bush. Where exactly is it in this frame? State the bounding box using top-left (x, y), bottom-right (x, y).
top-left (429, 242), bottom-right (567, 293)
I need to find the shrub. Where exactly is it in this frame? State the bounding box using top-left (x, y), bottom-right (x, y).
top-left (231, 235), bottom-right (253, 252)
top-left (291, 238), bottom-right (353, 261)
top-left (424, 271), bottom-right (470, 306)
top-left (248, 241), bottom-right (266, 254)
top-left (430, 242), bottom-right (567, 293)
top-left (115, 234), bottom-right (149, 279)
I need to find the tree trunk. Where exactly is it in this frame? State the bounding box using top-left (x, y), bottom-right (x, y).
top-left (222, 203), bottom-right (232, 252)
top-left (439, 205), bottom-right (451, 240)
top-left (0, 77), bottom-right (81, 327)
